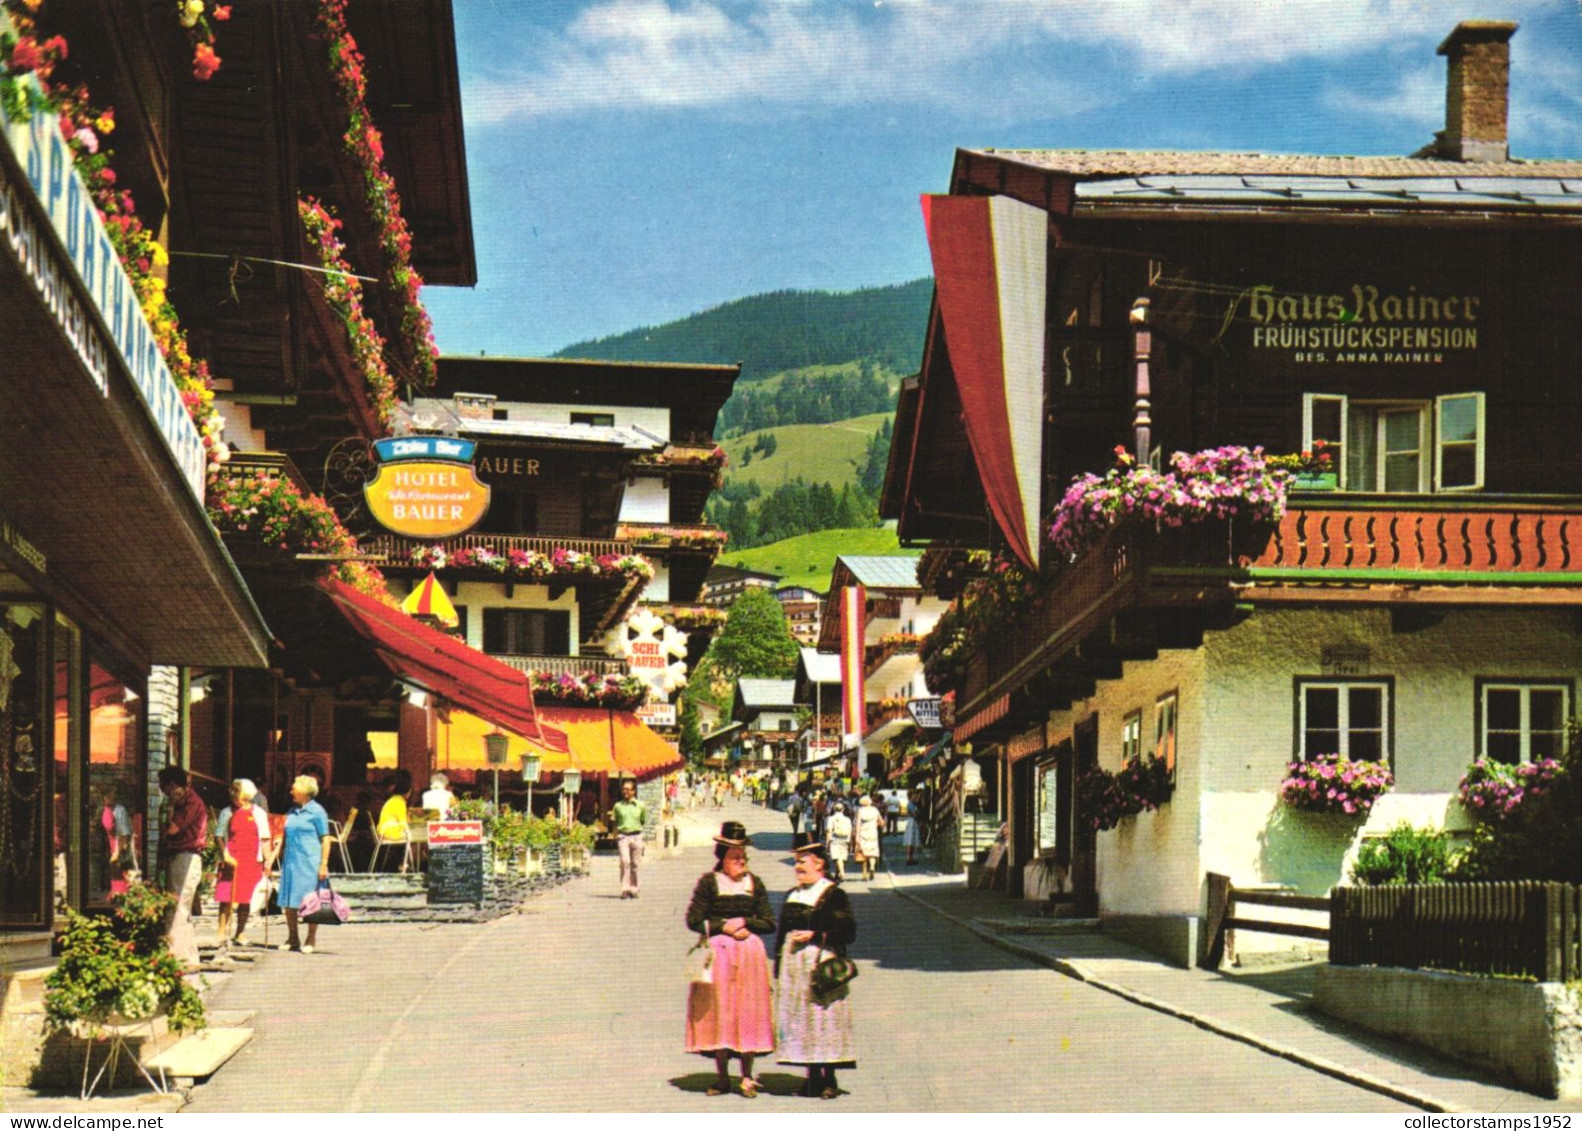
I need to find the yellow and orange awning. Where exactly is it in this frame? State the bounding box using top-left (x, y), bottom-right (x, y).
top-left (537, 707), bottom-right (683, 782)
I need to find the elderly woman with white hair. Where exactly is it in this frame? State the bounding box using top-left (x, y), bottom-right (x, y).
top-left (215, 778), bottom-right (270, 949)
top-left (278, 774), bottom-right (332, 953)
top-left (421, 772), bottom-right (455, 815)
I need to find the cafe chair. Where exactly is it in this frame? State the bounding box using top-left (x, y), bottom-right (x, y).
top-left (327, 807), bottom-right (359, 873)
top-left (367, 808), bottom-right (412, 874)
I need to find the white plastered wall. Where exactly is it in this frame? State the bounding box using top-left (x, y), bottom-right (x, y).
top-left (618, 477), bottom-right (671, 523)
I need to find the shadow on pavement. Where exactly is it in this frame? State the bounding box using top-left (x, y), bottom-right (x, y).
top-left (668, 1071), bottom-right (808, 1098)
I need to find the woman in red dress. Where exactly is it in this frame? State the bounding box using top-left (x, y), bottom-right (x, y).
top-left (216, 778), bottom-right (267, 949)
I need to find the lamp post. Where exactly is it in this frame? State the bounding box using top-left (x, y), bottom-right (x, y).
top-left (484, 728), bottom-right (510, 814)
top-left (519, 752), bottom-right (542, 816)
top-left (561, 767), bottom-right (582, 826)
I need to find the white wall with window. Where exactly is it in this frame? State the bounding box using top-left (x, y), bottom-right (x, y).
top-left (1042, 647), bottom-right (1206, 919)
top-left (1303, 392), bottom-right (1484, 492)
top-left (433, 580), bottom-right (582, 657)
top-left (491, 402), bottom-right (670, 441)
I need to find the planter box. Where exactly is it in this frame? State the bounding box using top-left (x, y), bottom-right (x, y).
top-left (1315, 965), bottom-right (1582, 1098)
top-left (1291, 471), bottom-right (1338, 490)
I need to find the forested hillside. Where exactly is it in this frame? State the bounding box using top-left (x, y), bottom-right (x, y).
top-left (552, 278), bottom-right (930, 390)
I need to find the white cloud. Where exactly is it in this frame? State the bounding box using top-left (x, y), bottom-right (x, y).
top-left (464, 0), bottom-right (1574, 125)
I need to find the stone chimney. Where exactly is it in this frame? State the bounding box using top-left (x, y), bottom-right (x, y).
top-left (1435, 20), bottom-right (1518, 162)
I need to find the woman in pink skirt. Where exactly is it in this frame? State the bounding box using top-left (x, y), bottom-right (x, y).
top-left (684, 821), bottom-right (775, 1097)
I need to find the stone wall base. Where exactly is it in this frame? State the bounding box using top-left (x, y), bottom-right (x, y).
top-left (1101, 913), bottom-right (1199, 969)
top-left (1315, 965), bottom-right (1582, 1098)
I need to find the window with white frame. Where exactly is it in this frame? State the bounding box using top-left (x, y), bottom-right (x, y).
top-left (1121, 711), bottom-right (1142, 763)
top-left (1297, 680), bottom-right (1389, 763)
top-left (1479, 681), bottom-right (1570, 763)
top-left (1302, 393), bottom-right (1484, 492)
top-left (1154, 692), bottom-right (1178, 774)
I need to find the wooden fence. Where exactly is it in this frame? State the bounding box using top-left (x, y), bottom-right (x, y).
top-left (1330, 881), bottom-right (1582, 982)
top-left (1204, 873), bottom-right (1329, 967)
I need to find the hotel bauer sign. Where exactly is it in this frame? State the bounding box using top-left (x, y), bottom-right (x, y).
top-left (364, 437), bottom-right (492, 538)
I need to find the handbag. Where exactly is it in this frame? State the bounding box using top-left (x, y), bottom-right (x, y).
top-left (685, 930), bottom-right (714, 984)
top-left (811, 931), bottom-right (858, 1001)
top-left (298, 879), bottom-right (351, 926)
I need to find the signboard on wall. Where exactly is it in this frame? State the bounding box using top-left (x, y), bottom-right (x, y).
top-left (1234, 280), bottom-right (1484, 369)
top-left (364, 437), bottom-right (490, 538)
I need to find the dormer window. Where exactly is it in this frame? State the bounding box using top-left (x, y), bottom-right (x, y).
top-left (571, 412), bottom-right (615, 427)
top-left (1301, 392), bottom-right (1484, 492)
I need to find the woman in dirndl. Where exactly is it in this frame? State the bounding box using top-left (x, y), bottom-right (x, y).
top-left (775, 840), bottom-right (857, 1099)
top-left (684, 821), bottom-right (776, 1097)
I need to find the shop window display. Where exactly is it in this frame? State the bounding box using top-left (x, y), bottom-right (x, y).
top-left (0, 603), bottom-right (49, 927)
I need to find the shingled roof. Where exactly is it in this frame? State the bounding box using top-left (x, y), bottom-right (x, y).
top-left (973, 149), bottom-right (1582, 179)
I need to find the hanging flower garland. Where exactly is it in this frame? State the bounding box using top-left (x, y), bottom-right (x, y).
top-left (1, 2), bottom-right (227, 466)
top-left (208, 472), bottom-right (385, 596)
top-left (312, 0), bottom-right (437, 387)
top-left (406, 544), bottom-right (655, 585)
top-left (299, 196), bottom-right (399, 429)
top-left (526, 671), bottom-right (648, 711)
top-left (175, 1), bottom-right (229, 81)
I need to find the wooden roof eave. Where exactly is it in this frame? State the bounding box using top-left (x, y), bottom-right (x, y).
top-left (345, 0), bottom-right (476, 287)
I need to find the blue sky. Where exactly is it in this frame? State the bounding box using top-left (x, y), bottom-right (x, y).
top-left (424, 0), bottom-right (1582, 358)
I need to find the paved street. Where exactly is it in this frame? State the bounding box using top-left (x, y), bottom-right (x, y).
top-left (185, 799), bottom-right (1409, 1112)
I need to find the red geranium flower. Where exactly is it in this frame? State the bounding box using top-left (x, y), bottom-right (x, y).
top-left (192, 43), bottom-right (221, 80)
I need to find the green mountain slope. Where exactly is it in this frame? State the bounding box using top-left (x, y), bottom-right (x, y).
top-left (719, 527), bottom-right (914, 593)
top-left (552, 279), bottom-right (931, 384)
top-left (722, 414), bottom-right (891, 492)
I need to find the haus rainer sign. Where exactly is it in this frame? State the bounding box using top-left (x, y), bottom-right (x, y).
top-left (1242, 283), bottom-right (1481, 366)
top-left (365, 437), bottom-right (491, 538)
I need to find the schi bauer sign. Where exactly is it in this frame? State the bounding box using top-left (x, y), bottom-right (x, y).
top-left (364, 437), bottom-right (491, 538)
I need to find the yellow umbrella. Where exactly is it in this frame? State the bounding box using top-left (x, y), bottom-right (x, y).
top-left (400, 571), bottom-right (459, 629)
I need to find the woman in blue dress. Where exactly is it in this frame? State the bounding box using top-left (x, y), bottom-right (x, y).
top-left (278, 774), bottom-right (332, 953)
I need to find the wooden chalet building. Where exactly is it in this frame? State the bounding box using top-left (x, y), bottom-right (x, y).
top-left (885, 22), bottom-right (1582, 964)
top-left (375, 356), bottom-right (741, 805)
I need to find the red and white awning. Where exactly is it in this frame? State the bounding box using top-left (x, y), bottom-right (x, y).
top-left (921, 193), bottom-right (1048, 569)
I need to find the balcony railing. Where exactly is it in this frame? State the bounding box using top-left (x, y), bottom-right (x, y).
top-left (492, 654), bottom-right (628, 677)
top-left (1248, 499), bottom-right (1582, 578)
top-left (615, 522), bottom-right (728, 553)
top-left (222, 451), bottom-right (313, 494)
top-left (363, 532), bottom-right (634, 564)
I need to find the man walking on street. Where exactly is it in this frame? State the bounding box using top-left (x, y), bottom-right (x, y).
top-left (611, 779), bottom-right (648, 899)
top-left (157, 766), bottom-right (208, 972)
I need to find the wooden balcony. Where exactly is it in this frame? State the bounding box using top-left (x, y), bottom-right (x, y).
top-left (492, 654), bottom-right (628, 677)
top-left (363, 532), bottom-right (634, 563)
top-left (954, 497), bottom-right (1582, 728)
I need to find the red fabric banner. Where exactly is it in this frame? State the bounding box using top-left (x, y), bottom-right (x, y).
top-left (921, 193), bottom-right (1047, 569)
top-left (839, 584), bottom-right (866, 742)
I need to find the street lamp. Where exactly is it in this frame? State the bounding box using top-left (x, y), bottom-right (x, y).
top-left (484, 728), bottom-right (510, 815)
top-left (561, 767), bottom-right (582, 826)
top-left (519, 751), bottom-right (542, 816)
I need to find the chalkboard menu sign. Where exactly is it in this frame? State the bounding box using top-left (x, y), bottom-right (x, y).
top-left (427, 820), bottom-right (485, 906)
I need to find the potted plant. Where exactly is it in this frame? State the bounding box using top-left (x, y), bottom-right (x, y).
top-left (1075, 754), bottom-right (1173, 831)
top-left (1457, 756), bottom-right (1561, 822)
top-left (43, 883), bottom-right (205, 1094)
top-left (1278, 753), bottom-right (1393, 816)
